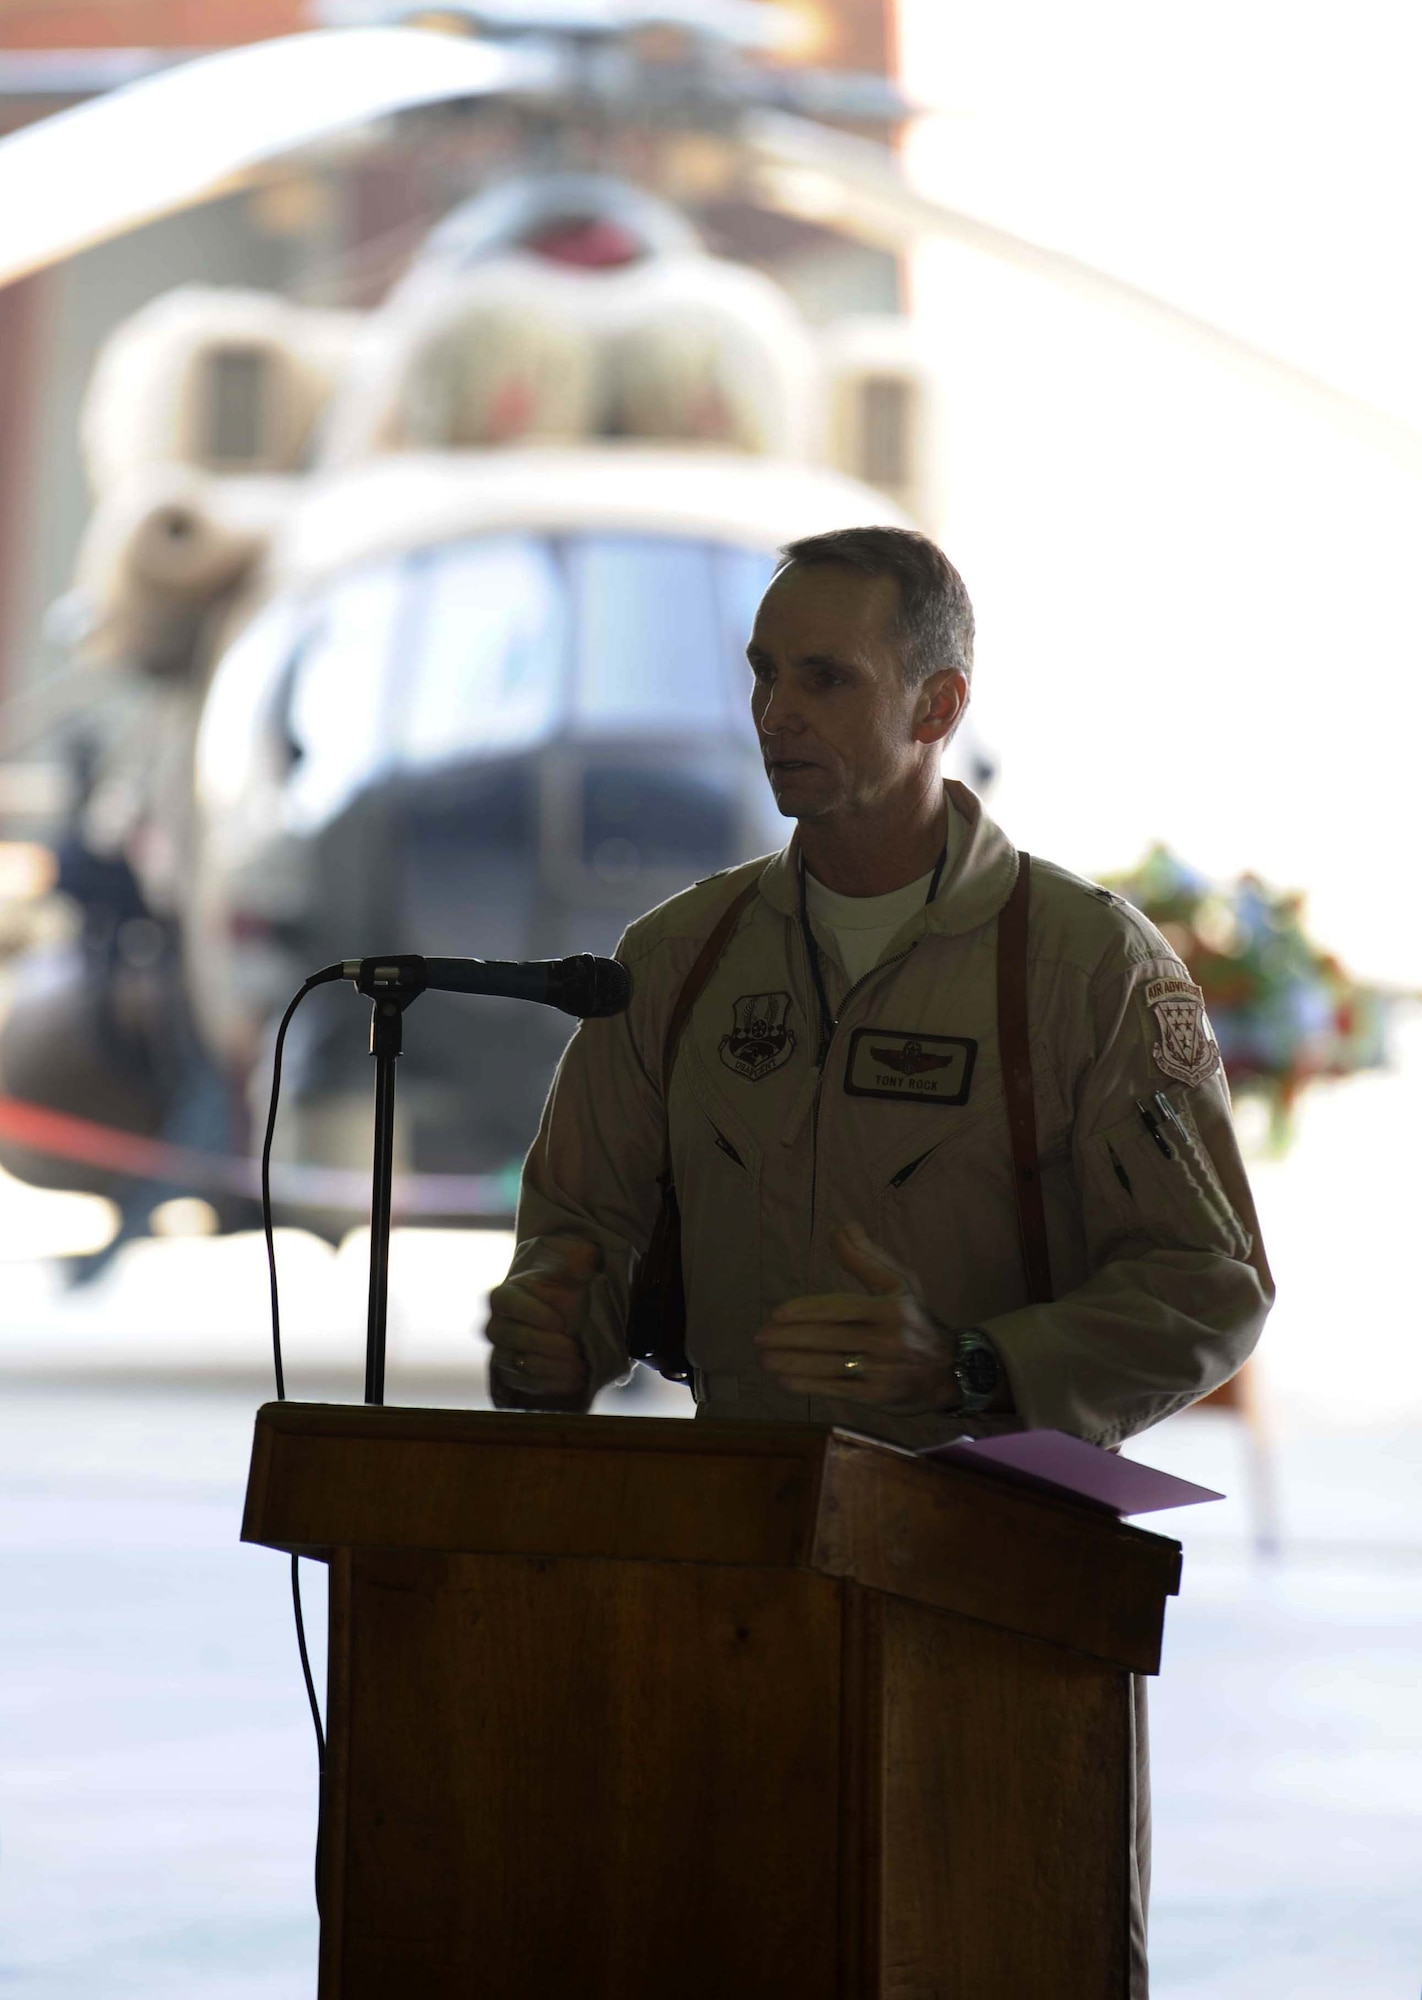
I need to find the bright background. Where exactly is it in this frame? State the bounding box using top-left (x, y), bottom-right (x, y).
top-left (1, 4), bottom-right (1421, 1996)
top-left (895, 8), bottom-right (1422, 1993)
top-left (902, 0), bottom-right (1422, 988)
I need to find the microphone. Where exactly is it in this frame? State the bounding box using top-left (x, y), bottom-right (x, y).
top-left (341, 952), bottom-right (631, 1019)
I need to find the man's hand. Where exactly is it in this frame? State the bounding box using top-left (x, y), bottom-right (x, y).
top-left (485, 1236), bottom-right (602, 1406)
top-left (753, 1223), bottom-right (958, 1415)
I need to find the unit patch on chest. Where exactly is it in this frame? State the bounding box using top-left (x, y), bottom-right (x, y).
top-left (843, 1027), bottom-right (977, 1104)
top-left (718, 992), bottom-right (797, 1080)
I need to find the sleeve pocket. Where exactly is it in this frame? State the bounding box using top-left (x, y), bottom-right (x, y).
top-left (1092, 1092), bottom-right (1253, 1263)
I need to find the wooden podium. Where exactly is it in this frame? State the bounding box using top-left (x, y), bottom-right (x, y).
top-left (242, 1404), bottom-right (1180, 1998)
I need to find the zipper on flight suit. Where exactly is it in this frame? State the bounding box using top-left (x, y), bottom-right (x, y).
top-left (796, 842), bottom-right (947, 1252)
top-left (809, 947), bottom-right (917, 1072)
top-left (804, 941), bottom-right (918, 1234)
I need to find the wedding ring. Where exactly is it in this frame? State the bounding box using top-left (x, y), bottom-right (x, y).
top-left (842, 1353), bottom-right (867, 1376)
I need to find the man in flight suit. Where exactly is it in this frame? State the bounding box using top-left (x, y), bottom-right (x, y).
top-left (485, 525), bottom-right (1274, 1997)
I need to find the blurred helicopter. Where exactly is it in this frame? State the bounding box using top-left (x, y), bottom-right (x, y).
top-left (1, 2), bottom-right (1416, 1258)
top-left (0, 3), bottom-right (978, 1247)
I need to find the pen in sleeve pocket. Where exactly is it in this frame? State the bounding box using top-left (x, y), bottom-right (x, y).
top-left (1135, 1099), bottom-right (1175, 1158)
top-left (1153, 1091), bottom-right (1190, 1142)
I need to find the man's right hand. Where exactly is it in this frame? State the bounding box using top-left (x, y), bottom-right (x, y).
top-left (485, 1236), bottom-right (602, 1405)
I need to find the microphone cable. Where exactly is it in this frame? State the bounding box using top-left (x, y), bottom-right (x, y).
top-left (254, 949), bottom-right (627, 1912)
top-left (260, 963), bottom-right (345, 1913)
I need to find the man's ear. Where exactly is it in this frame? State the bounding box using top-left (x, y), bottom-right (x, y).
top-left (912, 669), bottom-right (969, 746)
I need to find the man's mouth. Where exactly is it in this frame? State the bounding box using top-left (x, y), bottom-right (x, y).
top-left (768, 758), bottom-right (818, 773)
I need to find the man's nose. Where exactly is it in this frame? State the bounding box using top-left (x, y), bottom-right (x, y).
top-left (756, 681), bottom-right (802, 737)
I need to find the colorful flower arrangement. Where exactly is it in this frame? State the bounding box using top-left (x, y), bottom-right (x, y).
top-left (1104, 845), bottom-right (1398, 1150)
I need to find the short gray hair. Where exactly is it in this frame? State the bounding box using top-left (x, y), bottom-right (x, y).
top-left (774, 525), bottom-right (975, 688)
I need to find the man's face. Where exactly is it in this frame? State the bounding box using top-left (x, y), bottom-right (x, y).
top-left (746, 563), bottom-right (949, 823)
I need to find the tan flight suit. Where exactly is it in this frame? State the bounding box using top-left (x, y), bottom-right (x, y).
top-left (511, 779), bottom-right (1274, 1997)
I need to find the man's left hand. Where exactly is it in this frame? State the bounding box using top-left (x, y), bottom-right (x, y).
top-left (753, 1222), bottom-right (959, 1414)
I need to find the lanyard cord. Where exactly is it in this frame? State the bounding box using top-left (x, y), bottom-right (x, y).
top-left (797, 836), bottom-right (948, 1067)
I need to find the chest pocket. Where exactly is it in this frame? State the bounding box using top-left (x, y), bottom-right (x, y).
top-left (864, 1022), bottom-right (1071, 1200)
top-left (869, 1074), bottom-right (1007, 1195)
top-left (675, 1030), bottom-right (774, 1166)
top-left (1092, 1089), bottom-right (1252, 1262)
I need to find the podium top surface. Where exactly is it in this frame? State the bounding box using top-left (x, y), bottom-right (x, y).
top-left (242, 1403), bottom-right (1181, 1673)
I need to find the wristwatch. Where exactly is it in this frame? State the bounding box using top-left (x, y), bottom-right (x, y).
top-left (951, 1328), bottom-right (1003, 1415)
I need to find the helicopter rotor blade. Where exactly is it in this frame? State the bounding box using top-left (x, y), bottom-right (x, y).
top-left (744, 108), bottom-right (1422, 476)
top-left (3, 24), bottom-right (1417, 475)
top-left (357, 0), bottom-right (794, 48)
top-left (0, 27), bottom-right (560, 291)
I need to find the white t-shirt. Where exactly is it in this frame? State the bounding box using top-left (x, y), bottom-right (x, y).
top-left (804, 864), bottom-right (939, 986)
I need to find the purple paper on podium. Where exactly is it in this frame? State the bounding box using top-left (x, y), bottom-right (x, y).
top-left (921, 1428), bottom-right (1223, 1517)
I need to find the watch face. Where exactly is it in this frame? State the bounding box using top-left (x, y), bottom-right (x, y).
top-left (958, 1344), bottom-right (1000, 1397)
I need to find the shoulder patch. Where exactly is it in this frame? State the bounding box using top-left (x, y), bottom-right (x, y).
top-left (621, 856), bottom-right (770, 961)
top-left (1144, 976), bottom-right (1221, 1086)
top-left (1011, 853), bottom-right (1162, 979)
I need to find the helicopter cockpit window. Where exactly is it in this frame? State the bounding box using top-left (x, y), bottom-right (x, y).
top-left (282, 559), bottom-right (406, 832)
top-left (715, 543), bottom-right (779, 719)
top-left (195, 596), bottom-right (308, 814)
top-left (567, 535), bottom-right (744, 734)
top-left (261, 531), bottom-right (776, 845)
top-left (396, 535), bottom-right (566, 767)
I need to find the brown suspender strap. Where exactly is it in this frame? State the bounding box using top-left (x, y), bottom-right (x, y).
top-left (659, 875), bottom-right (763, 1096)
top-left (997, 853), bottom-right (1055, 1305)
top-left (625, 871), bottom-right (764, 1383)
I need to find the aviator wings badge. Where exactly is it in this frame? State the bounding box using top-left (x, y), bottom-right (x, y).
top-left (870, 1040), bottom-right (952, 1077)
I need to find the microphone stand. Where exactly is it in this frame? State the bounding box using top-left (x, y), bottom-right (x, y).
top-left (342, 948), bottom-right (627, 1408)
top-left (355, 958), bottom-right (428, 1406)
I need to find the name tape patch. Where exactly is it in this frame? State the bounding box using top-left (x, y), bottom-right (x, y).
top-left (843, 1027), bottom-right (976, 1105)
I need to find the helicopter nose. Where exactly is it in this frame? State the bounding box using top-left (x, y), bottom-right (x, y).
top-left (575, 753), bottom-right (741, 888)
